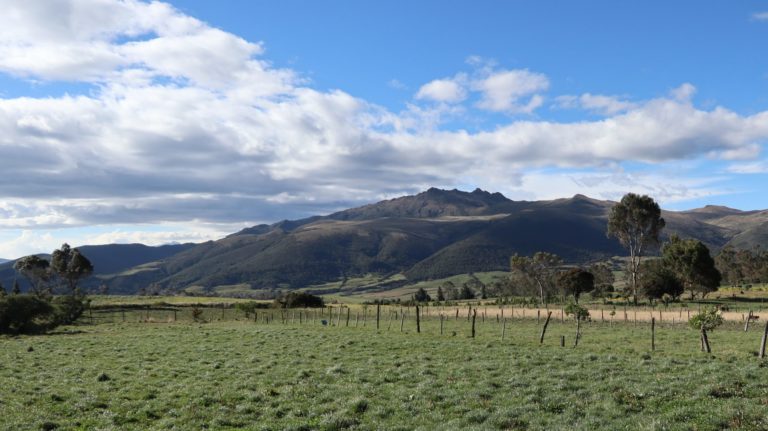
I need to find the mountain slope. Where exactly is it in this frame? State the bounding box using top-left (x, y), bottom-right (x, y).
top-left (4, 189), bottom-right (766, 295)
top-left (110, 190), bottom-right (759, 293)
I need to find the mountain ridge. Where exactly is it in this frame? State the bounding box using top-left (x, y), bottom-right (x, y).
top-left (2, 189), bottom-right (766, 295)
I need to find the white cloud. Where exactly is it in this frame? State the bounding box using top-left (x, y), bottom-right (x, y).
top-left (671, 83), bottom-right (696, 101)
top-left (556, 93), bottom-right (637, 115)
top-left (725, 161), bottom-right (768, 174)
top-left (415, 75), bottom-right (467, 103)
top-left (752, 12), bottom-right (768, 21)
top-left (472, 69), bottom-right (549, 113)
top-left (0, 1), bottom-right (767, 257)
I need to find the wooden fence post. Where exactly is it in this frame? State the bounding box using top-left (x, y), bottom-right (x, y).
top-left (745, 310), bottom-right (753, 332)
top-left (651, 317), bottom-right (656, 352)
top-left (539, 311), bottom-right (552, 344)
top-left (759, 320), bottom-right (768, 359)
top-left (346, 308), bottom-right (350, 327)
top-left (376, 304), bottom-right (381, 330)
top-left (701, 327), bottom-right (711, 353)
top-left (560, 335), bottom-right (565, 347)
top-left (440, 314), bottom-right (444, 335)
top-left (355, 312), bottom-right (359, 327)
top-left (501, 318), bottom-right (506, 341)
top-left (400, 311), bottom-right (405, 332)
top-left (471, 309), bottom-right (477, 338)
top-left (416, 305), bottom-right (421, 334)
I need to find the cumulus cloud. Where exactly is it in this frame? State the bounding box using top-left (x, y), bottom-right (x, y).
top-left (415, 75), bottom-right (467, 103)
top-left (0, 1), bottom-right (768, 256)
top-left (472, 69), bottom-right (549, 113)
top-left (752, 12), bottom-right (768, 21)
top-left (556, 93), bottom-right (637, 115)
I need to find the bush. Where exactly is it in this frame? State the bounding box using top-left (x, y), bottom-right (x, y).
top-left (564, 302), bottom-right (590, 321)
top-left (0, 295), bottom-right (56, 334)
top-left (235, 301), bottom-right (270, 317)
top-left (273, 292), bottom-right (324, 308)
top-left (52, 295), bottom-right (87, 325)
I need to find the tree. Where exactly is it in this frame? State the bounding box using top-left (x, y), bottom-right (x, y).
top-left (510, 252), bottom-right (562, 304)
top-left (458, 283), bottom-right (476, 300)
top-left (564, 302), bottom-right (590, 347)
top-left (14, 255), bottom-right (51, 298)
top-left (588, 262), bottom-right (615, 298)
top-left (413, 287), bottom-right (431, 302)
top-left (662, 236), bottom-right (721, 299)
top-left (442, 281), bottom-right (458, 300)
top-left (11, 280), bottom-right (20, 295)
top-left (607, 193), bottom-right (665, 305)
top-left (688, 306), bottom-right (723, 353)
top-left (557, 268), bottom-right (594, 303)
top-left (436, 286), bottom-right (445, 301)
top-left (51, 243), bottom-right (94, 294)
top-left (715, 245), bottom-right (742, 287)
top-left (638, 259), bottom-right (683, 302)
top-left (0, 282), bottom-right (4, 297)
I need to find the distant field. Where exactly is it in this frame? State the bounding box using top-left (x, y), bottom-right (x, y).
top-left (88, 295), bottom-right (255, 307)
top-left (2, 309), bottom-right (768, 430)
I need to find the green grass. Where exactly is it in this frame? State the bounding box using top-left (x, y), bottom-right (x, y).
top-left (87, 295), bottom-right (255, 307)
top-left (3, 309), bottom-right (768, 430)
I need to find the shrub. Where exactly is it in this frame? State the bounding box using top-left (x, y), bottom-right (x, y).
top-left (0, 295), bottom-right (56, 334)
top-left (689, 306), bottom-right (723, 331)
top-left (273, 292), bottom-right (324, 308)
top-left (52, 295), bottom-right (87, 325)
top-left (564, 302), bottom-right (590, 321)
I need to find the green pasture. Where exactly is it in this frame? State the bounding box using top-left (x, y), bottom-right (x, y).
top-left (2, 307), bottom-right (768, 430)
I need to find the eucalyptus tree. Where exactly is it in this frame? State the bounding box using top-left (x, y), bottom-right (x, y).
top-left (510, 252), bottom-right (562, 305)
top-left (607, 193), bottom-right (665, 305)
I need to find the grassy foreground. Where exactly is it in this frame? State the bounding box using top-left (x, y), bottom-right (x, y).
top-left (2, 315), bottom-right (768, 430)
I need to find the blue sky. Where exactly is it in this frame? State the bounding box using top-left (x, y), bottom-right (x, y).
top-left (0, 0), bottom-right (767, 258)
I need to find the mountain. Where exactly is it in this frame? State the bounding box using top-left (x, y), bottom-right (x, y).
top-left (0, 243), bottom-right (195, 293)
top-left (80, 189), bottom-right (768, 295)
top-left (4, 189), bottom-right (767, 295)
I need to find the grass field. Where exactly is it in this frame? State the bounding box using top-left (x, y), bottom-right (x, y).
top-left (3, 308), bottom-right (768, 430)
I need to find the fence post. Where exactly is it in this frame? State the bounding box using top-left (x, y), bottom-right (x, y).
top-left (539, 311), bottom-right (552, 344)
top-left (440, 314), bottom-right (444, 335)
top-left (376, 304), bottom-right (381, 330)
top-left (651, 317), bottom-right (656, 352)
top-left (471, 309), bottom-right (477, 338)
top-left (416, 305), bottom-right (421, 334)
top-left (501, 318), bottom-right (506, 341)
top-left (759, 320), bottom-right (768, 359)
top-left (745, 310), bottom-right (753, 332)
